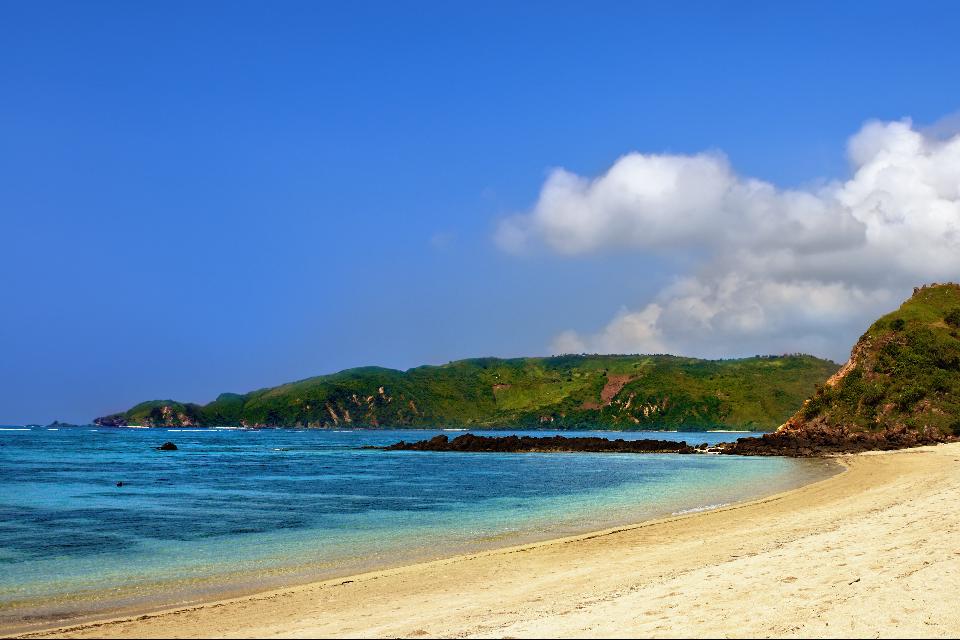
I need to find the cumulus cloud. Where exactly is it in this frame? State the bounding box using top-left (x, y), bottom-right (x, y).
top-left (497, 118), bottom-right (960, 362)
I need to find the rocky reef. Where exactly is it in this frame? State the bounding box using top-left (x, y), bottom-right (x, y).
top-left (383, 433), bottom-right (699, 454)
top-left (93, 414), bottom-right (129, 427)
top-left (721, 424), bottom-right (951, 457)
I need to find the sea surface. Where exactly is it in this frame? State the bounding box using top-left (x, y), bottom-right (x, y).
top-left (0, 426), bottom-right (838, 631)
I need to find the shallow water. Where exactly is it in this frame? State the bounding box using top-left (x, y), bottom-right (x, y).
top-left (0, 427), bottom-right (837, 630)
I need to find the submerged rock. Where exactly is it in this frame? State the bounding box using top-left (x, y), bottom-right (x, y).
top-left (383, 433), bottom-right (697, 454)
top-left (157, 442), bottom-right (178, 451)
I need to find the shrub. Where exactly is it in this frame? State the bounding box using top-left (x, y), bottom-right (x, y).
top-left (950, 420), bottom-right (960, 437)
top-left (946, 308), bottom-right (960, 328)
top-left (931, 371), bottom-right (951, 393)
top-left (860, 384), bottom-right (886, 407)
top-left (897, 386), bottom-right (926, 411)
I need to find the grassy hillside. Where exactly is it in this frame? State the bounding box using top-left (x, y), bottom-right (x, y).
top-left (784, 283), bottom-right (960, 437)
top-left (96, 354), bottom-right (838, 431)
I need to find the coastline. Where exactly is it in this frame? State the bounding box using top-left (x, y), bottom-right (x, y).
top-left (2, 448), bottom-right (831, 637)
top-left (18, 443), bottom-right (960, 638)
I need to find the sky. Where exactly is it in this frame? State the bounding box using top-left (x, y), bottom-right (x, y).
top-left (3, 1), bottom-right (960, 424)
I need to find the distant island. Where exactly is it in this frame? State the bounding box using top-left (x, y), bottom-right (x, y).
top-left (94, 354), bottom-right (838, 431)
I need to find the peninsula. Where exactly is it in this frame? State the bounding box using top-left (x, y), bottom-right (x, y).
top-left (727, 283), bottom-right (960, 455)
top-left (95, 354), bottom-right (836, 431)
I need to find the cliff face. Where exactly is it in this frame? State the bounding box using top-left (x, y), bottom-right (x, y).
top-left (726, 284), bottom-right (960, 455)
top-left (94, 354), bottom-right (838, 431)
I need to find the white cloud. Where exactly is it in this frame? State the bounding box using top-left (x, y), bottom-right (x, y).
top-left (501, 117), bottom-right (960, 362)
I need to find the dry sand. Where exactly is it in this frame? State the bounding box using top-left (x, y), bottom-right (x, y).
top-left (19, 443), bottom-right (960, 639)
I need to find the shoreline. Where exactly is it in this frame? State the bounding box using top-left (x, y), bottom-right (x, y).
top-left (8, 454), bottom-right (836, 638)
top-left (3, 454), bottom-right (834, 637)
top-left (15, 443), bottom-right (960, 638)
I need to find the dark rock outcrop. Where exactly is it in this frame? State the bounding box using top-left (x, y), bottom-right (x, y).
top-left (383, 433), bottom-right (696, 454)
top-left (157, 442), bottom-right (178, 451)
top-left (45, 420), bottom-right (80, 428)
top-left (94, 414), bottom-right (127, 427)
top-left (722, 423), bottom-right (951, 457)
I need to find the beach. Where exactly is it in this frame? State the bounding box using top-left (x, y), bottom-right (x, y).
top-left (18, 442), bottom-right (960, 639)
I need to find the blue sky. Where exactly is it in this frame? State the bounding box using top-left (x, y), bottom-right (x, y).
top-left (3, 1), bottom-right (960, 423)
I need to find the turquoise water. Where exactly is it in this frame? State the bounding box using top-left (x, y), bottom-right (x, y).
top-left (0, 427), bottom-right (836, 630)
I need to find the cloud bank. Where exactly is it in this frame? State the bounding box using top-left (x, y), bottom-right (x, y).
top-left (496, 118), bottom-right (960, 362)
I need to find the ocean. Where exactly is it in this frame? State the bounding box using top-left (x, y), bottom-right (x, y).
top-left (0, 426), bottom-right (837, 632)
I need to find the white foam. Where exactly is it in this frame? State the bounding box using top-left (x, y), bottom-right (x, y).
top-left (672, 502), bottom-right (730, 516)
top-left (0, 428), bottom-right (30, 431)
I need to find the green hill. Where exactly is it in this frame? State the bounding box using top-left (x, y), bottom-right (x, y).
top-left (780, 283), bottom-right (960, 438)
top-left (95, 353), bottom-right (838, 431)
top-left (726, 284), bottom-right (960, 455)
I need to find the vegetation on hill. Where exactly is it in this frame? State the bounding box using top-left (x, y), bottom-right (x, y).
top-left (780, 283), bottom-right (960, 438)
top-left (95, 354), bottom-right (838, 431)
top-left (725, 283), bottom-right (960, 455)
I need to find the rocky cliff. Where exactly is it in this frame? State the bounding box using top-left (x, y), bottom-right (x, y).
top-left (726, 284), bottom-right (960, 455)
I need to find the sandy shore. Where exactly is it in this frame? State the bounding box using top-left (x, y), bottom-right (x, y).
top-left (19, 443), bottom-right (960, 638)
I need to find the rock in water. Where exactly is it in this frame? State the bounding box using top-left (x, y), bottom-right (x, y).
top-left (157, 442), bottom-right (178, 451)
top-left (383, 433), bottom-right (696, 454)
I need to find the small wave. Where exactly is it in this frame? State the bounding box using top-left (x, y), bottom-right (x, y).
top-left (672, 502), bottom-right (730, 516)
top-left (47, 428), bottom-right (59, 431)
top-left (0, 428), bottom-right (30, 431)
